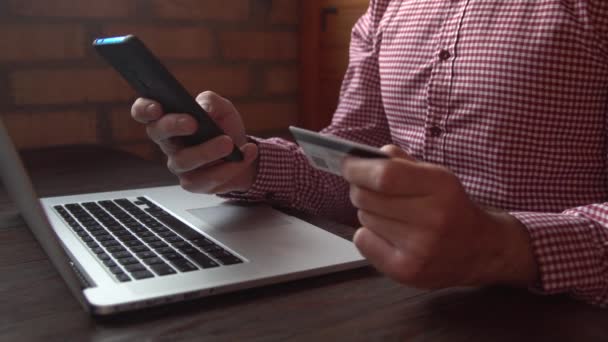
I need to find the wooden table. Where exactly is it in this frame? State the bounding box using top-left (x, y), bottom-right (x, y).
top-left (2, 146), bottom-right (607, 341)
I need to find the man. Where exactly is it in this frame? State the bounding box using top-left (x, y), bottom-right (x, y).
top-left (132, 0), bottom-right (608, 306)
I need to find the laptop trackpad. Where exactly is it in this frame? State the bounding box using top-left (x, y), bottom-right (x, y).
top-left (187, 203), bottom-right (292, 232)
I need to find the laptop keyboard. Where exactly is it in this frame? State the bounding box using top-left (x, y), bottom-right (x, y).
top-left (53, 197), bottom-right (243, 283)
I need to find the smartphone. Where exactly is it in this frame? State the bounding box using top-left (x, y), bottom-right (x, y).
top-left (93, 35), bottom-right (243, 162)
top-left (289, 126), bottom-right (388, 176)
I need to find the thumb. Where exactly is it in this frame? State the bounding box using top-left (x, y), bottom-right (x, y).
top-left (380, 144), bottom-right (415, 161)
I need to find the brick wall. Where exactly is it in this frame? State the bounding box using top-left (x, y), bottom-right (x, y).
top-left (0, 0), bottom-right (299, 160)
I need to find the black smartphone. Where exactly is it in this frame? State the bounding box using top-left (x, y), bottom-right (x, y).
top-left (93, 35), bottom-right (243, 162)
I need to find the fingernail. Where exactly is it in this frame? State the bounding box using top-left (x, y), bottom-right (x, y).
top-left (146, 103), bottom-right (159, 116)
top-left (200, 102), bottom-right (211, 112)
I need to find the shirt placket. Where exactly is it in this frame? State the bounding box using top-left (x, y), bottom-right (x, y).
top-left (424, 0), bottom-right (470, 165)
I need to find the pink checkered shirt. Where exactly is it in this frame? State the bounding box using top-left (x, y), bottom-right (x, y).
top-left (225, 0), bottom-right (608, 306)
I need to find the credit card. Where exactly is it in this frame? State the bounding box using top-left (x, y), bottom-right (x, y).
top-left (289, 126), bottom-right (389, 176)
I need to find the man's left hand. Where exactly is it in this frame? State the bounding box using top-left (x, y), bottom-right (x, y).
top-left (341, 145), bottom-right (538, 289)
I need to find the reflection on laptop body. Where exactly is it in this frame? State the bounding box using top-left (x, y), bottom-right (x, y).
top-left (0, 118), bottom-right (366, 315)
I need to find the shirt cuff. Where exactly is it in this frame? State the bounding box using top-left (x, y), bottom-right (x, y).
top-left (510, 211), bottom-right (607, 299)
top-left (218, 136), bottom-right (296, 204)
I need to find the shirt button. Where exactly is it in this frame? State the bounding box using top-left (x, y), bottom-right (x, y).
top-left (429, 126), bottom-right (443, 137)
top-left (439, 49), bottom-right (451, 61)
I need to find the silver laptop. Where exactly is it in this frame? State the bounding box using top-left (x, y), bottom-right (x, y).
top-left (0, 119), bottom-right (366, 315)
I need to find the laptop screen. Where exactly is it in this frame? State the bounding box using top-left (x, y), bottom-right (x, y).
top-left (0, 118), bottom-right (91, 312)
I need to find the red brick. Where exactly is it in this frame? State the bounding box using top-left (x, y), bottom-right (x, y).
top-left (102, 25), bottom-right (213, 60)
top-left (109, 107), bottom-right (148, 142)
top-left (1, 111), bottom-right (98, 149)
top-left (263, 66), bottom-right (298, 95)
top-left (10, 69), bottom-right (133, 105)
top-left (220, 32), bottom-right (297, 61)
top-left (236, 102), bottom-right (298, 133)
top-left (171, 65), bottom-right (250, 98)
top-left (270, 0), bottom-right (298, 25)
top-left (8, 0), bottom-right (137, 18)
top-left (0, 24), bottom-right (85, 62)
top-left (151, 0), bottom-right (249, 21)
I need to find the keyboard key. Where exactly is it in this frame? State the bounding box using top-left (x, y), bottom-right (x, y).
top-left (103, 259), bottom-right (117, 268)
top-left (92, 247), bottom-right (104, 254)
top-left (131, 245), bottom-right (150, 253)
top-left (109, 266), bottom-right (123, 274)
top-left (136, 251), bottom-right (157, 259)
top-left (162, 252), bottom-right (181, 260)
top-left (139, 231), bottom-right (154, 238)
top-left (177, 246), bottom-right (198, 255)
top-left (155, 246), bottom-right (176, 255)
top-left (172, 241), bottom-right (189, 248)
top-left (166, 236), bottom-right (184, 244)
top-left (90, 232), bottom-right (108, 240)
top-left (150, 213), bottom-right (202, 240)
top-left (125, 263), bottom-right (147, 273)
top-left (112, 251), bottom-right (132, 259)
top-left (143, 236), bottom-right (161, 243)
top-left (209, 249), bottom-right (233, 259)
top-left (158, 231), bottom-right (177, 238)
top-left (131, 270), bottom-right (154, 280)
top-left (117, 257), bottom-right (139, 265)
top-left (116, 273), bottom-right (131, 282)
top-left (218, 256), bottom-right (243, 265)
top-left (169, 258), bottom-right (198, 272)
top-left (98, 253), bottom-right (111, 261)
top-left (191, 238), bottom-right (214, 247)
top-left (118, 235), bottom-right (138, 242)
top-left (150, 241), bottom-right (168, 249)
top-left (130, 226), bottom-right (147, 233)
top-left (113, 229), bottom-right (131, 237)
top-left (86, 240), bottom-right (99, 248)
top-left (101, 240), bottom-right (121, 248)
top-left (96, 235), bottom-right (115, 242)
top-left (106, 246), bottom-right (126, 254)
top-left (124, 240), bottom-right (144, 248)
top-left (142, 257), bottom-right (164, 265)
top-left (150, 264), bottom-right (176, 276)
top-left (189, 252), bottom-right (219, 269)
top-left (201, 245), bottom-right (223, 253)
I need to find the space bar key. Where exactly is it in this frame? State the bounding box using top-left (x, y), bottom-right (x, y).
top-left (155, 215), bottom-right (202, 240)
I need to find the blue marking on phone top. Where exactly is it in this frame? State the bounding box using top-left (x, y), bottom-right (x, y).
top-left (94, 36), bottom-right (128, 45)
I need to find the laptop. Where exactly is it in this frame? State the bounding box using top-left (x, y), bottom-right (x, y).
top-left (0, 118), bottom-right (367, 315)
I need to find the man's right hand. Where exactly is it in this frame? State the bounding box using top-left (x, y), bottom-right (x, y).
top-left (131, 91), bottom-right (259, 194)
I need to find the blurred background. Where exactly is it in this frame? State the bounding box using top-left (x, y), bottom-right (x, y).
top-left (0, 0), bottom-right (368, 161)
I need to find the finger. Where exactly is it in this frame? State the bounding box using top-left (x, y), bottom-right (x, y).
top-left (196, 91), bottom-right (234, 123)
top-left (357, 209), bottom-right (411, 248)
top-left (195, 91), bottom-right (247, 146)
top-left (131, 98), bottom-right (163, 123)
top-left (350, 185), bottom-right (429, 222)
top-left (146, 113), bottom-right (198, 143)
top-left (342, 157), bottom-right (444, 196)
top-left (179, 143), bottom-right (259, 194)
top-left (167, 135), bottom-right (234, 174)
top-left (353, 227), bottom-right (406, 279)
top-left (380, 144), bottom-right (415, 161)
